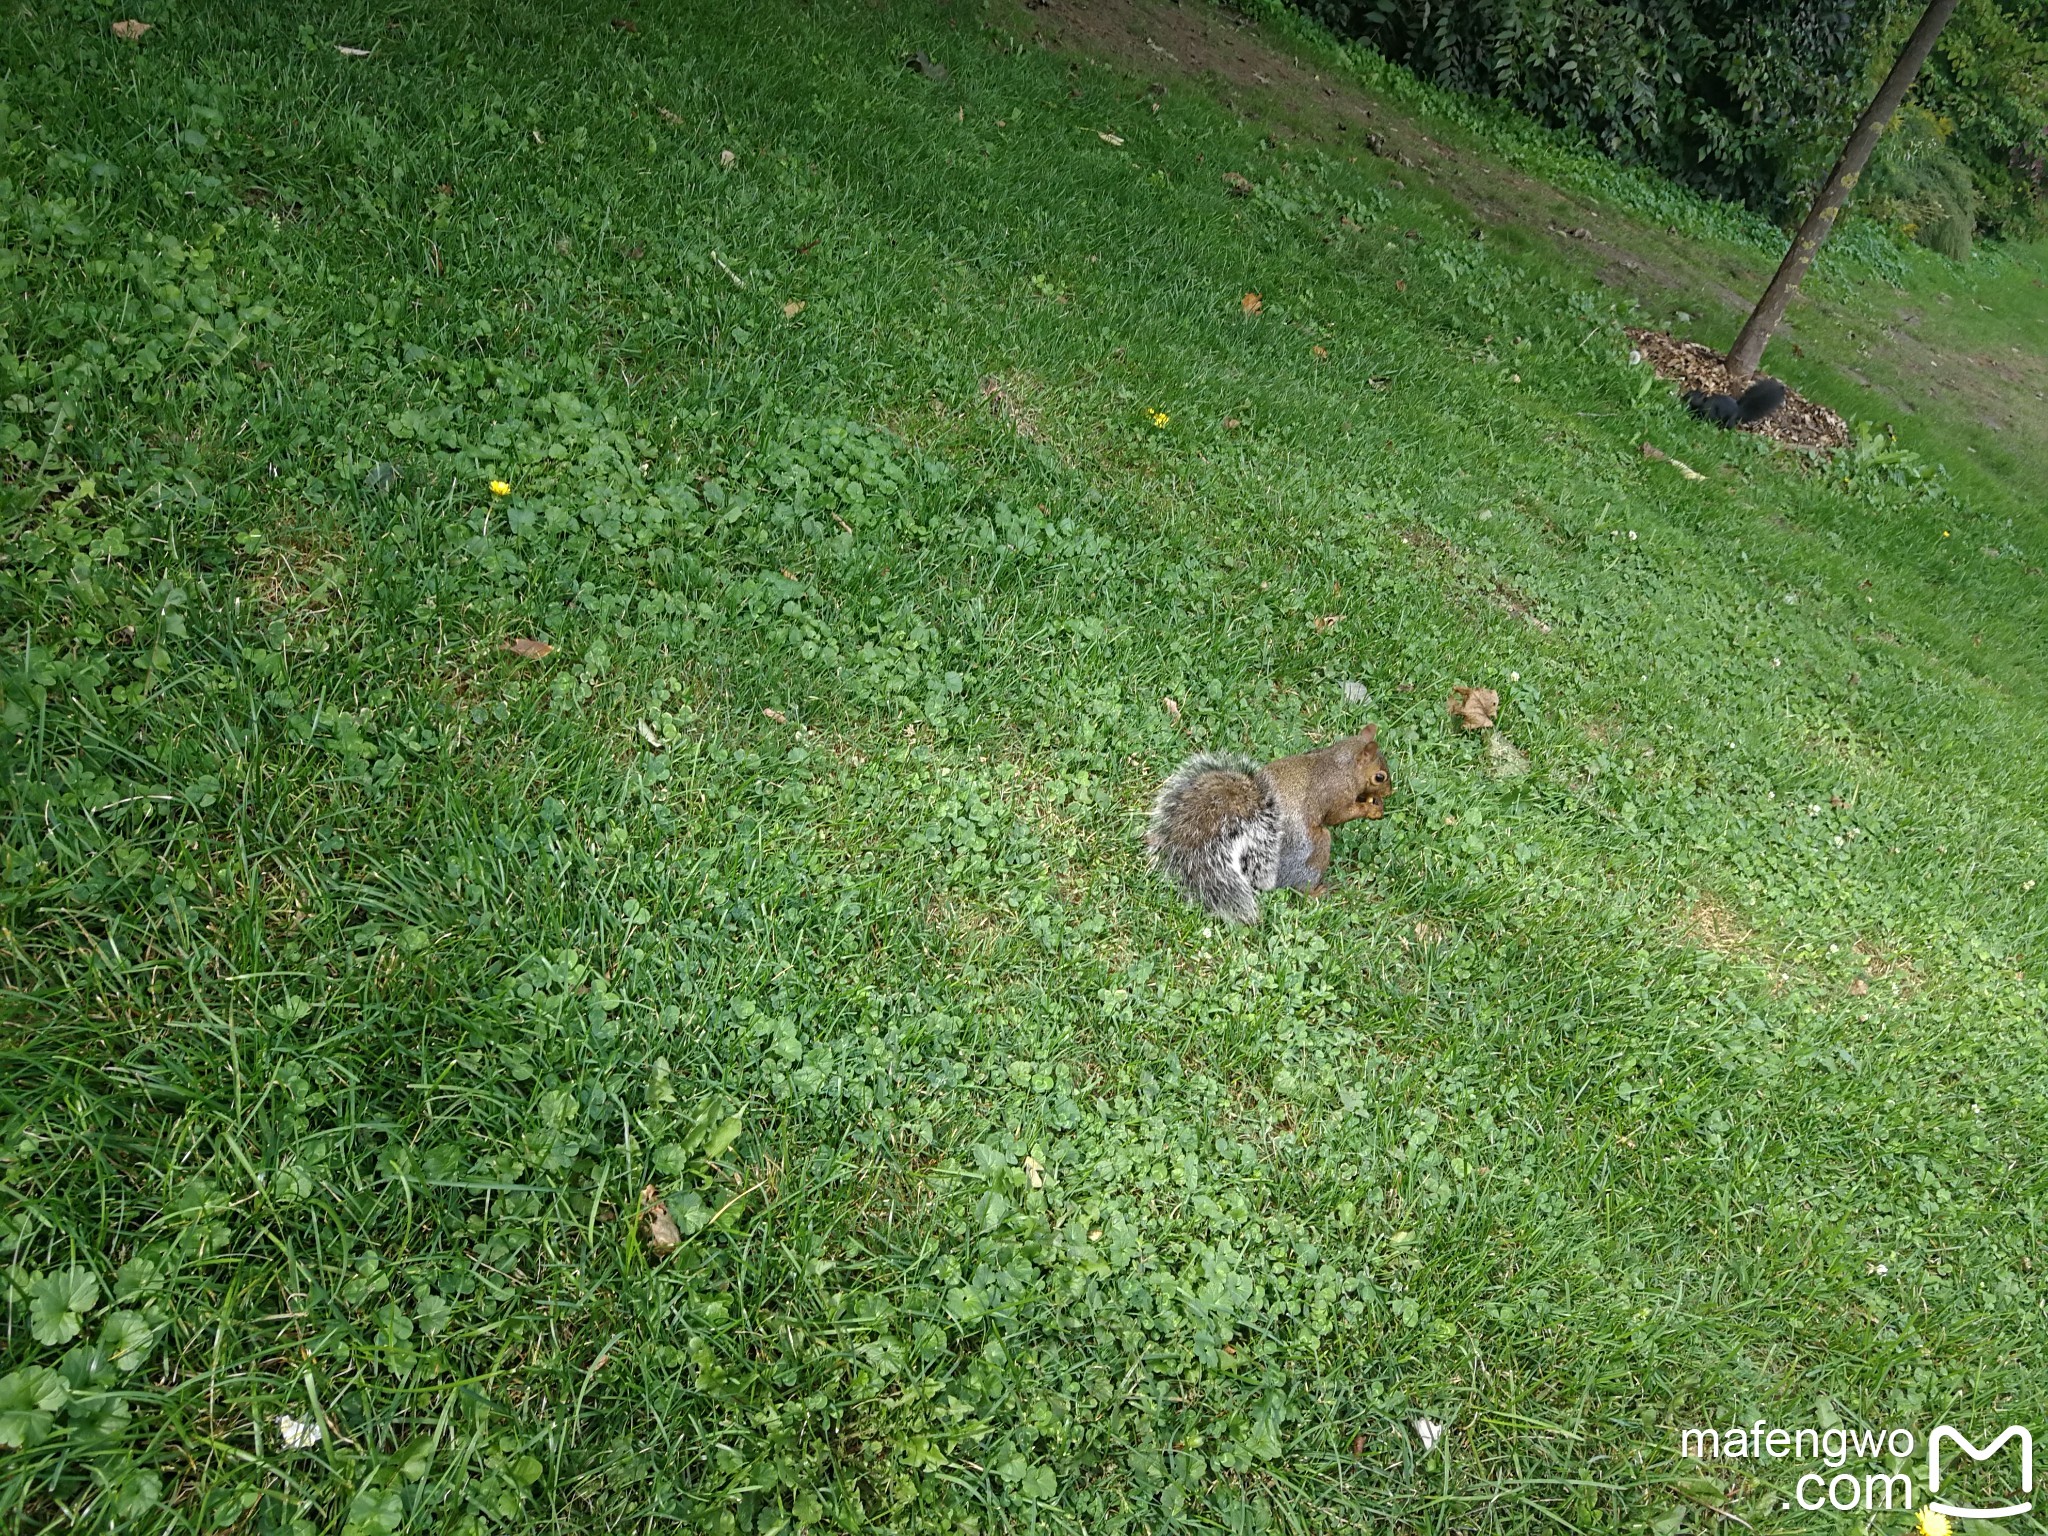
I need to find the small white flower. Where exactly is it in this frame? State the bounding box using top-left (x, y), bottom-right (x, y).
top-left (1627, 529), bottom-right (1637, 541)
top-left (276, 1414), bottom-right (323, 1449)
top-left (1508, 671), bottom-right (1520, 682)
top-left (1875, 1264), bottom-right (1888, 1276)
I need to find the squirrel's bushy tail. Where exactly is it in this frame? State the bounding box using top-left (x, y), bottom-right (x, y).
top-left (1147, 753), bottom-right (1279, 924)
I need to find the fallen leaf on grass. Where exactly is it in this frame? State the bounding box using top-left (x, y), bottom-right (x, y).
top-left (1395, 279), bottom-right (1407, 292)
top-left (638, 1184), bottom-right (681, 1260)
top-left (1312, 344), bottom-right (1328, 360)
top-left (1849, 978), bottom-right (1870, 996)
top-left (275, 1414), bottom-right (323, 1450)
top-left (1022, 1155), bottom-right (1044, 1190)
top-left (336, 44), bottom-right (371, 56)
top-left (782, 300), bottom-right (805, 317)
top-left (1161, 697), bottom-right (1181, 722)
top-left (1640, 442), bottom-right (1669, 461)
top-left (636, 720), bottom-right (663, 750)
top-left (1448, 685), bottom-right (1499, 730)
top-left (1311, 614), bottom-right (1344, 632)
top-left (762, 707), bottom-right (788, 724)
top-left (719, 148), bottom-right (737, 170)
top-left (610, 16), bottom-right (638, 31)
top-left (111, 19), bottom-right (151, 40)
top-left (1351, 1433), bottom-right (1368, 1456)
top-left (657, 106), bottom-right (683, 125)
top-left (1097, 130), bottom-right (1125, 146)
top-left (1241, 291), bottom-right (1262, 315)
top-left (1222, 171), bottom-right (1252, 195)
top-left (504, 637), bottom-right (555, 660)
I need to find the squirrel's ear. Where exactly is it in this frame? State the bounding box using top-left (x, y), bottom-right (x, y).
top-left (1357, 724), bottom-right (1378, 744)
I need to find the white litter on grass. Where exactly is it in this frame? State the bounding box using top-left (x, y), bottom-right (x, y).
top-left (1411, 1416), bottom-right (1446, 1454)
top-left (335, 45), bottom-right (371, 56)
top-left (276, 1414), bottom-right (324, 1449)
top-left (1340, 679), bottom-right (1372, 705)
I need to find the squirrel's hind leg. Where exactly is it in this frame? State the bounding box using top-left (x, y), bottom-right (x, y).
top-left (1269, 823), bottom-right (1329, 894)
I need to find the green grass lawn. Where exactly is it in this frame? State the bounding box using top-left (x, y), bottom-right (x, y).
top-left (4, 2), bottom-right (2046, 1532)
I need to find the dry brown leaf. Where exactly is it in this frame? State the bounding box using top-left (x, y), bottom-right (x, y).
top-left (111, 19), bottom-right (151, 40)
top-left (638, 1184), bottom-right (681, 1259)
top-left (504, 637), bottom-right (555, 660)
top-left (657, 106), bottom-right (683, 125)
top-left (1241, 291), bottom-right (1262, 316)
top-left (1448, 685), bottom-right (1499, 730)
top-left (610, 16), bottom-right (639, 31)
top-left (1161, 697), bottom-right (1181, 722)
top-left (1222, 171), bottom-right (1252, 195)
top-left (1097, 131), bottom-right (1124, 146)
top-left (1224, 416), bottom-right (1241, 429)
top-left (1311, 614), bottom-right (1344, 632)
top-left (782, 300), bottom-right (805, 318)
top-left (1395, 279), bottom-right (1407, 292)
top-left (1022, 1155), bottom-right (1044, 1190)
top-left (1849, 978), bottom-right (1870, 996)
top-left (1311, 344), bottom-right (1328, 360)
top-left (762, 707), bottom-right (788, 724)
top-left (1640, 442), bottom-right (1669, 461)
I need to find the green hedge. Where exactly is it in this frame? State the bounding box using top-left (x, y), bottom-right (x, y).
top-left (1291, 0), bottom-right (2048, 242)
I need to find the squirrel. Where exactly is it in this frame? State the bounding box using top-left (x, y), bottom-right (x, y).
top-left (1684, 377), bottom-right (1787, 429)
top-left (1147, 728), bottom-right (1390, 924)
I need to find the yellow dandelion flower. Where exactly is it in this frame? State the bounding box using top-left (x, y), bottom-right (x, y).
top-left (1150, 410), bottom-right (1170, 427)
top-left (490, 480), bottom-right (511, 496)
top-left (1918, 1509), bottom-right (1952, 1536)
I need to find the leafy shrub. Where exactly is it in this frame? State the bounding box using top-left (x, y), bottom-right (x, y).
top-left (1287, 0), bottom-right (2047, 245)
top-left (1291, 0), bottom-right (1895, 215)
top-left (1861, 104), bottom-right (1979, 258)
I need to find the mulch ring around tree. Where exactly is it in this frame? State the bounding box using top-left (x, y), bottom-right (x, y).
top-left (1626, 327), bottom-right (1850, 451)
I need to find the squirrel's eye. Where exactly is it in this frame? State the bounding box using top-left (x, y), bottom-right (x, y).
top-left (1373, 770), bottom-right (1388, 785)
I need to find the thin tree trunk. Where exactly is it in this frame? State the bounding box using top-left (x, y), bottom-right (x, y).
top-left (1725, 0), bottom-right (1959, 381)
